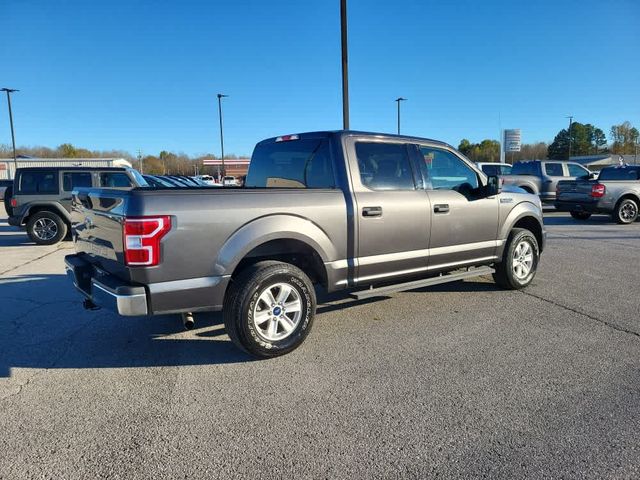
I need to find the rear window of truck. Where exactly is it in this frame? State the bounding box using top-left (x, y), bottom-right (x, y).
top-left (512, 162), bottom-right (538, 175)
top-left (18, 171), bottom-right (59, 194)
top-left (246, 139), bottom-right (335, 188)
top-left (599, 167), bottom-right (640, 181)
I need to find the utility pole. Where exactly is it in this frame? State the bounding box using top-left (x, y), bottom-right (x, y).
top-left (566, 115), bottom-right (574, 160)
top-left (340, 0), bottom-right (349, 130)
top-left (217, 93), bottom-right (228, 178)
top-left (395, 97), bottom-right (407, 134)
top-left (137, 150), bottom-right (143, 174)
top-left (1, 88), bottom-right (19, 177)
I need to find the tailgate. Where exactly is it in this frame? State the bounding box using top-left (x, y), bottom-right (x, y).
top-left (71, 188), bottom-right (130, 279)
top-left (556, 180), bottom-right (593, 202)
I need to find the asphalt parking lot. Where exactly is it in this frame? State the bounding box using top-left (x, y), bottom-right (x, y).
top-left (1, 204), bottom-right (639, 479)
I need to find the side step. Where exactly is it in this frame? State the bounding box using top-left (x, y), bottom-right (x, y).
top-left (351, 266), bottom-right (495, 300)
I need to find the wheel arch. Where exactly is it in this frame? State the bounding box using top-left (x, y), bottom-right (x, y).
top-left (22, 203), bottom-right (71, 225)
top-left (498, 202), bottom-right (545, 256)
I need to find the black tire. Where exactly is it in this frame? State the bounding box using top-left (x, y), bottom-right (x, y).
top-left (493, 228), bottom-right (539, 290)
top-left (3, 186), bottom-right (13, 217)
top-left (26, 210), bottom-right (68, 245)
top-left (570, 211), bottom-right (591, 220)
top-left (613, 198), bottom-right (638, 224)
top-left (223, 261), bottom-right (316, 358)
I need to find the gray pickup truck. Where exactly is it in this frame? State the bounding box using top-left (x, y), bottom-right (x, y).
top-left (65, 131), bottom-right (546, 357)
top-left (555, 165), bottom-right (640, 223)
top-left (502, 160), bottom-right (593, 203)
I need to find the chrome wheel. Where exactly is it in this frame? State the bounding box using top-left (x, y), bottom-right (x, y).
top-left (252, 282), bottom-right (303, 342)
top-left (512, 240), bottom-right (533, 280)
top-left (620, 201), bottom-right (637, 222)
top-left (33, 218), bottom-right (58, 241)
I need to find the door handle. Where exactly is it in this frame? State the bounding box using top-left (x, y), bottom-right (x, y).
top-left (362, 206), bottom-right (382, 217)
top-left (434, 204), bottom-right (450, 214)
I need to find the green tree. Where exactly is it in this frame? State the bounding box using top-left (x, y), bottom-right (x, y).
top-left (610, 121), bottom-right (639, 154)
top-left (58, 143), bottom-right (78, 158)
top-left (457, 139), bottom-right (500, 162)
top-left (548, 122), bottom-right (606, 159)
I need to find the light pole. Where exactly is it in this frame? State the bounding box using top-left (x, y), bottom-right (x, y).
top-left (1, 88), bottom-right (19, 177)
top-left (566, 115), bottom-right (573, 160)
top-left (217, 93), bottom-right (228, 177)
top-left (395, 97), bottom-right (407, 134)
top-left (340, 0), bottom-right (349, 130)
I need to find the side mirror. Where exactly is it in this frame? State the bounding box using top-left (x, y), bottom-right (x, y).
top-left (589, 172), bottom-right (598, 180)
top-left (486, 175), bottom-right (502, 196)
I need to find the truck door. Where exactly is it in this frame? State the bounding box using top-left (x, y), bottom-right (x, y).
top-left (344, 137), bottom-right (431, 285)
top-left (415, 145), bottom-right (500, 270)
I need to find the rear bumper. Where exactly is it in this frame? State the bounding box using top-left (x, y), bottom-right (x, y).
top-left (65, 254), bottom-right (148, 316)
top-left (65, 254), bottom-right (230, 316)
top-left (554, 200), bottom-right (601, 213)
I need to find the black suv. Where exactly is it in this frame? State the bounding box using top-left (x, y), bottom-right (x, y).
top-left (8, 167), bottom-right (146, 244)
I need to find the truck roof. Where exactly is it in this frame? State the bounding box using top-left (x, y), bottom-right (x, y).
top-left (256, 130), bottom-right (454, 149)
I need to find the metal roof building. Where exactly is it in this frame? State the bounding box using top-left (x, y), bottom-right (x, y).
top-left (570, 154), bottom-right (639, 170)
top-left (0, 157), bottom-right (132, 179)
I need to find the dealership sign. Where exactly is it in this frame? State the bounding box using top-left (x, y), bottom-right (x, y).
top-left (504, 129), bottom-right (521, 152)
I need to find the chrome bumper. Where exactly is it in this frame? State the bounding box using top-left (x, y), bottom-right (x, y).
top-left (65, 254), bottom-right (148, 316)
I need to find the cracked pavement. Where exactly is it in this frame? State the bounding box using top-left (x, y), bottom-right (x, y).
top-left (0, 204), bottom-right (639, 479)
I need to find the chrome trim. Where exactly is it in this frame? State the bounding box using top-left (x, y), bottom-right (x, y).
top-left (92, 281), bottom-right (148, 316)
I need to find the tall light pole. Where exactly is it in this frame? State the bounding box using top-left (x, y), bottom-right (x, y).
top-left (1, 88), bottom-right (19, 177)
top-left (217, 93), bottom-right (228, 177)
top-left (340, 0), bottom-right (349, 130)
top-left (566, 115), bottom-right (573, 160)
top-left (395, 97), bottom-right (407, 134)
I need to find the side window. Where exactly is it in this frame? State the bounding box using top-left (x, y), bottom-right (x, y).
top-left (481, 164), bottom-right (500, 176)
top-left (62, 172), bottom-right (93, 191)
top-left (567, 164), bottom-right (589, 177)
top-left (355, 142), bottom-right (415, 190)
top-left (544, 163), bottom-right (564, 176)
top-left (18, 171), bottom-right (59, 194)
top-left (418, 146), bottom-right (479, 190)
top-left (99, 172), bottom-right (132, 188)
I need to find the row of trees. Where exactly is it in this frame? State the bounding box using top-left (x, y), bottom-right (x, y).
top-left (459, 121), bottom-right (638, 163)
top-left (0, 143), bottom-right (244, 175)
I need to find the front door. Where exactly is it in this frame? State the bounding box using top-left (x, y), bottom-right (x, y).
top-left (345, 137), bottom-right (431, 285)
top-left (415, 145), bottom-right (500, 270)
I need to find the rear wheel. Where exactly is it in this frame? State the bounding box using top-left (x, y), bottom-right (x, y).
top-left (614, 198), bottom-right (638, 224)
top-left (26, 211), bottom-right (67, 245)
top-left (570, 211), bottom-right (591, 220)
top-left (493, 228), bottom-right (539, 290)
top-left (223, 261), bottom-right (316, 358)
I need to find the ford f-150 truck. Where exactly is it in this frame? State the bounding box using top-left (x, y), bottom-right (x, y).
top-left (555, 165), bottom-right (640, 223)
top-left (65, 131), bottom-right (546, 358)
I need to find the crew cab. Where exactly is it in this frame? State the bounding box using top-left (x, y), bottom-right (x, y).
top-left (555, 165), bottom-right (640, 223)
top-left (65, 131), bottom-right (546, 358)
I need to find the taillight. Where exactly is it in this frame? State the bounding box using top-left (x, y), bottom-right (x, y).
top-left (123, 216), bottom-right (171, 266)
top-left (591, 184), bottom-right (606, 198)
top-left (10, 198), bottom-right (17, 207)
top-left (275, 134), bottom-right (299, 142)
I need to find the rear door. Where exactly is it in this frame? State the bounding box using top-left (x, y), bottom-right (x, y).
top-left (16, 169), bottom-right (60, 213)
top-left (60, 171), bottom-right (93, 212)
top-left (541, 161), bottom-right (565, 200)
top-left (344, 136), bottom-right (431, 285)
top-left (416, 145), bottom-right (500, 270)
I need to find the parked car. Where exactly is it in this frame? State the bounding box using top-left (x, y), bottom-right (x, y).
top-left (222, 175), bottom-right (238, 186)
top-left (501, 160), bottom-right (593, 203)
top-left (194, 175), bottom-right (218, 186)
top-left (555, 165), bottom-right (640, 224)
top-left (65, 130), bottom-right (545, 358)
top-left (8, 167), bottom-right (147, 244)
top-left (476, 162), bottom-right (512, 176)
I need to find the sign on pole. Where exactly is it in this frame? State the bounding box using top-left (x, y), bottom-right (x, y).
top-left (504, 129), bottom-right (521, 152)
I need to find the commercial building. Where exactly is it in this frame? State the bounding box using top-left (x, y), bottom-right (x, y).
top-left (0, 157), bottom-right (132, 179)
top-left (201, 158), bottom-right (250, 178)
top-left (570, 154), bottom-right (639, 171)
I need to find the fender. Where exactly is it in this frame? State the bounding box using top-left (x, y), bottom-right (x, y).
top-left (20, 202), bottom-right (72, 224)
top-left (497, 200), bottom-right (545, 257)
top-left (213, 214), bottom-right (339, 277)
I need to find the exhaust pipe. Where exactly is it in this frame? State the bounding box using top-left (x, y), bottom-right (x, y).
top-left (182, 312), bottom-right (195, 330)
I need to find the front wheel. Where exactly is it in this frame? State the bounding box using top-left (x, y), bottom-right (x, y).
top-left (614, 198), bottom-right (638, 224)
top-left (570, 211), bottom-right (591, 220)
top-left (223, 261), bottom-right (316, 358)
top-left (493, 228), bottom-right (540, 290)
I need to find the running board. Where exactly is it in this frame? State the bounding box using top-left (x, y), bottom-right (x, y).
top-left (351, 266), bottom-right (495, 300)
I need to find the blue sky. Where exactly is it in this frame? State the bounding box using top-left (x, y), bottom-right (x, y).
top-left (1, 0), bottom-right (638, 157)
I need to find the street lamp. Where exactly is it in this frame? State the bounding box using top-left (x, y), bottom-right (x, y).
top-left (1, 88), bottom-right (19, 177)
top-left (340, 0), bottom-right (349, 130)
top-left (395, 97), bottom-right (407, 135)
top-left (566, 115), bottom-right (573, 160)
top-left (217, 93), bottom-right (228, 178)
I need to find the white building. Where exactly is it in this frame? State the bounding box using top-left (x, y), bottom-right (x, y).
top-left (0, 157), bottom-right (132, 179)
